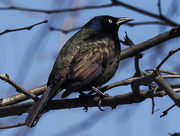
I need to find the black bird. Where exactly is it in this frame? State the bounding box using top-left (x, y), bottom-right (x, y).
top-left (25, 15), bottom-right (133, 127)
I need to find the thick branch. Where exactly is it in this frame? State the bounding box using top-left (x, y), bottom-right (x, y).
top-left (154, 74), bottom-right (180, 106)
top-left (0, 90), bottom-right (165, 118)
top-left (120, 25), bottom-right (180, 60)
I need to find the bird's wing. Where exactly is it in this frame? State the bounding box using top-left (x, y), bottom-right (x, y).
top-left (61, 35), bottom-right (116, 98)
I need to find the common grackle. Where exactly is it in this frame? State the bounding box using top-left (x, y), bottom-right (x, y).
top-left (25, 15), bottom-right (133, 127)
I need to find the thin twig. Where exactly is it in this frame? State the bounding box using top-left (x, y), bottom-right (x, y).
top-left (159, 70), bottom-right (180, 75)
top-left (151, 98), bottom-right (155, 114)
top-left (0, 73), bottom-right (39, 102)
top-left (112, 0), bottom-right (177, 26)
top-left (128, 21), bottom-right (168, 26)
top-left (156, 48), bottom-right (180, 70)
top-left (0, 20), bottom-right (48, 36)
top-left (151, 85), bottom-right (160, 114)
top-left (0, 122), bottom-right (25, 129)
top-left (158, 0), bottom-right (162, 16)
top-left (0, 4), bottom-right (112, 14)
top-left (160, 104), bottom-right (176, 117)
top-left (49, 26), bottom-right (81, 34)
top-left (0, 1), bottom-right (178, 26)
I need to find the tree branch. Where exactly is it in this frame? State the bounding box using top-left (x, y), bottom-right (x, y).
top-left (0, 74), bottom-right (39, 102)
top-left (156, 48), bottom-right (180, 70)
top-left (0, 89), bottom-right (166, 118)
top-left (128, 21), bottom-right (168, 26)
top-left (0, 84), bottom-right (46, 106)
top-left (0, 20), bottom-right (48, 36)
top-left (0, 122), bottom-right (25, 129)
top-left (112, 0), bottom-right (177, 26)
top-left (0, 4), bottom-right (113, 14)
top-left (120, 25), bottom-right (180, 60)
top-left (0, 0), bottom-right (177, 26)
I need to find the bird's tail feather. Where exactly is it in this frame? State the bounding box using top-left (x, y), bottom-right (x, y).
top-left (25, 84), bottom-right (62, 127)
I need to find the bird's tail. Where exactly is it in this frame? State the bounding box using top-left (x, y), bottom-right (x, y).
top-left (25, 84), bottom-right (62, 127)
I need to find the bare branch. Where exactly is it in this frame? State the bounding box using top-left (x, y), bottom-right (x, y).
top-left (160, 104), bottom-right (176, 118)
top-left (157, 0), bottom-right (162, 16)
top-left (0, 4), bottom-right (112, 14)
top-left (49, 26), bottom-right (81, 34)
top-left (0, 89), bottom-right (167, 118)
top-left (128, 21), bottom-right (168, 26)
top-left (0, 122), bottom-right (25, 129)
top-left (0, 74), bottom-right (39, 102)
top-left (0, 20), bottom-right (48, 36)
top-left (112, 0), bottom-right (177, 26)
top-left (156, 48), bottom-right (180, 70)
top-left (153, 73), bottom-right (180, 107)
top-left (0, 84), bottom-right (46, 106)
top-left (159, 70), bottom-right (180, 75)
top-left (120, 25), bottom-right (180, 60)
top-left (0, 1), bottom-right (178, 26)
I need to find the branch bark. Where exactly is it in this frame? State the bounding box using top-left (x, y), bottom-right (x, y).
top-left (0, 89), bottom-right (165, 118)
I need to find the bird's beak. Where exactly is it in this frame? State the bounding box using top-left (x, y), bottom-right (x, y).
top-left (116, 17), bottom-right (134, 26)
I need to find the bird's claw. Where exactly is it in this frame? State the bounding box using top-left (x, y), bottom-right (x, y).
top-left (83, 106), bottom-right (88, 112)
top-left (98, 99), bottom-right (105, 111)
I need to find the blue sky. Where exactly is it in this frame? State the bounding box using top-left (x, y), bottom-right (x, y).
top-left (0, 0), bottom-right (180, 136)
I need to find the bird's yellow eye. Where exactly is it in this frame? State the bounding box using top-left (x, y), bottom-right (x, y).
top-left (108, 19), bottom-right (113, 23)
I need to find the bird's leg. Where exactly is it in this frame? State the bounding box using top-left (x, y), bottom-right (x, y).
top-left (91, 86), bottom-right (110, 111)
top-left (78, 91), bottom-right (89, 112)
top-left (91, 86), bottom-right (109, 97)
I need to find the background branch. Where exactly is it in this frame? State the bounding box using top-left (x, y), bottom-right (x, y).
top-left (0, 0), bottom-right (178, 26)
top-left (0, 74), bottom-right (39, 102)
top-left (0, 20), bottom-right (48, 36)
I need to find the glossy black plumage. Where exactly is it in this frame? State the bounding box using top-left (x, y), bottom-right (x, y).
top-left (25, 15), bottom-right (133, 127)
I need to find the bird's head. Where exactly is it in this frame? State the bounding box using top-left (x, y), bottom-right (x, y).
top-left (83, 15), bottom-right (134, 34)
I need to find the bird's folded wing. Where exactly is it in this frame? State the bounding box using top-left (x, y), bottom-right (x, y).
top-left (61, 38), bottom-right (116, 98)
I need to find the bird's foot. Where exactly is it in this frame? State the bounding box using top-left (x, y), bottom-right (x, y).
top-left (79, 92), bottom-right (89, 112)
top-left (91, 86), bottom-right (110, 111)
